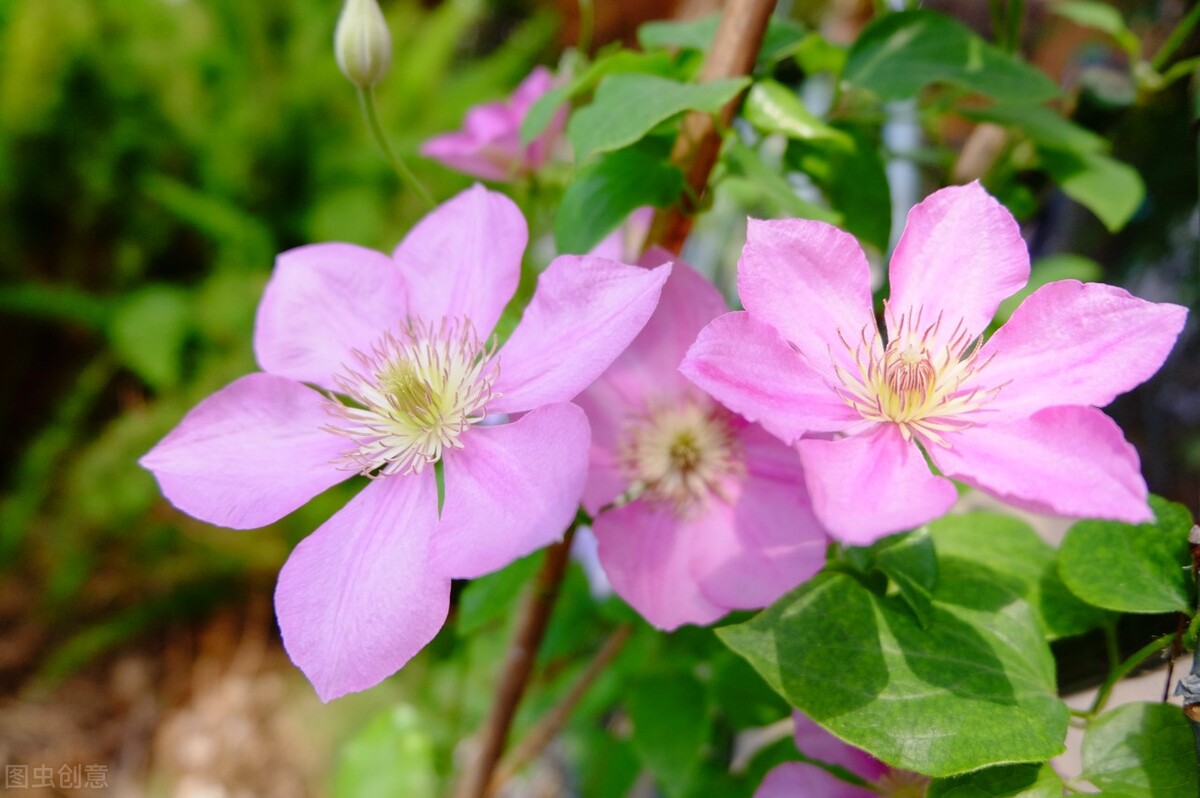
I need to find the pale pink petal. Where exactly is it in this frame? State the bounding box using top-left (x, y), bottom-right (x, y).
top-left (971, 280), bottom-right (1188, 415)
top-left (738, 217), bottom-right (876, 381)
top-left (572, 376), bottom-right (634, 514)
top-left (139, 374), bottom-right (350, 530)
top-left (420, 124), bottom-right (514, 182)
top-left (792, 712), bottom-right (890, 782)
top-left (490, 257), bottom-right (670, 414)
top-left (393, 185), bottom-right (526, 338)
top-left (681, 312), bottom-right (859, 443)
top-left (930, 406), bottom-right (1151, 523)
top-left (694, 426), bottom-right (827, 609)
top-left (755, 763), bottom-right (875, 798)
top-left (274, 472), bottom-right (450, 702)
top-left (593, 502), bottom-right (727, 631)
top-left (254, 243), bottom-right (405, 388)
top-left (887, 183), bottom-right (1029, 345)
top-left (430, 403), bottom-right (589, 579)
top-left (796, 426), bottom-right (958, 545)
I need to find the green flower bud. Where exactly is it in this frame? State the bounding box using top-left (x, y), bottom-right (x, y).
top-left (334, 0), bottom-right (392, 88)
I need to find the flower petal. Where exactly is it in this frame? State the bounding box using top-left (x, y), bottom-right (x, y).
top-left (738, 217), bottom-right (876, 381)
top-left (490, 257), bottom-right (670, 414)
top-left (139, 374), bottom-right (350, 529)
top-left (973, 280), bottom-right (1187, 415)
top-left (755, 763), bottom-right (876, 798)
top-left (792, 712), bottom-right (890, 782)
top-left (887, 182), bottom-right (1029, 344)
top-left (693, 426), bottom-right (827, 610)
top-left (593, 502), bottom-right (727, 631)
top-left (681, 312), bottom-right (859, 443)
top-left (431, 403), bottom-right (589, 579)
top-left (931, 406), bottom-right (1151, 523)
top-left (796, 426), bottom-right (957, 545)
top-left (254, 243), bottom-right (405, 388)
top-left (275, 472), bottom-right (449, 702)
top-left (420, 102), bottom-right (517, 182)
top-left (394, 184), bottom-right (526, 338)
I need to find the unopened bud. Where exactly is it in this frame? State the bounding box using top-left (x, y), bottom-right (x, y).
top-left (334, 0), bottom-right (392, 88)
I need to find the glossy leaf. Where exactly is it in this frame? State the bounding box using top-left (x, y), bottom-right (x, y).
top-left (743, 79), bottom-right (851, 146)
top-left (1040, 148), bottom-right (1146, 231)
top-left (719, 569), bottom-right (1068, 776)
top-left (872, 527), bottom-right (938, 628)
top-left (626, 672), bottom-right (711, 793)
top-left (928, 511), bottom-right (1110, 639)
top-left (928, 763), bottom-right (1065, 797)
top-left (568, 73), bottom-right (748, 163)
top-left (844, 10), bottom-right (1058, 103)
top-left (554, 144), bottom-right (683, 254)
top-left (1058, 496), bottom-right (1194, 614)
top-left (1081, 702), bottom-right (1198, 796)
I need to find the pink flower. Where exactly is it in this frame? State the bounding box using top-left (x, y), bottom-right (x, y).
top-left (140, 186), bottom-right (669, 700)
top-left (756, 713), bottom-right (926, 798)
top-left (574, 256), bottom-right (828, 630)
top-left (682, 183), bottom-right (1187, 545)
top-left (421, 66), bottom-right (565, 182)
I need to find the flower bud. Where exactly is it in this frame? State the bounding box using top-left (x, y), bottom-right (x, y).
top-left (334, 0), bottom-right (392, 88)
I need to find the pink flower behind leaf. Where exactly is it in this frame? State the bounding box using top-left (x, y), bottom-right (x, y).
top-left (421, 66), bottom-right (565, 182)
top-left (574, 258), bottom-right (828, 631)
top-left (682, 182), bottom-right (1187, 545)
top-left (140, 185), bottom-right (669, 701)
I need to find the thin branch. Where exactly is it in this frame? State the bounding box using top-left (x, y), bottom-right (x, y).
top-left (645, 0), bottom-right (777, 255)
top-left (453, 528), bottom-right (577, 798)
top-left (484, 623), bottom-right (633, 796)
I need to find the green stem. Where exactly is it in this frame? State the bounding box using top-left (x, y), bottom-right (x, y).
top-left (1152, 2), bottom-right (1200, 72)
top-left (1006, 0), bottom-right (1024, 53)
top-left (1087, 632), bottom-right (1175, 718)
top-left (356, 87), bottom-right (435, 209)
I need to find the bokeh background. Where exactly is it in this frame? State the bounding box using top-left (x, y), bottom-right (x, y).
top-left (1, 0), bottom-right (1196, 795)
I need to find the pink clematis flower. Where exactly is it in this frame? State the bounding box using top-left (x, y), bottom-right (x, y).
top-left (140, 185), bottom-right (669, 700)
top-left (756, 713), bottom-right (926, 798)
top-left (574, 256), bottom-right (828, 630)
top-left (421, 66), bottom-right (565, 182)
top-left (682, 182), bottom-right (1187, 545)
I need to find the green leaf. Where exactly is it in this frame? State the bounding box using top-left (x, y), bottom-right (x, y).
top-left (929, 763), bottom-right (1065, 797)
top-left (332, 705), bottom-right (437, 798)
top-left (743, 79), bottom-right (852, 146)
top-left (872, 527), bottom-right (938, 628)
top-left (637, 12), bottom-right (807, 67)
top-left (721, 139), bottom-right (842, 224)
top-left (786, 124), bottom-right (892, 251)
top-left (1040, 148), bottom-right (1145, 231)
top-left (844, 10), bottom-right (1058, 103)
top-left (993, 254), bottom-right (1104, 325)
top-left (568, 73), bottom-right (748, 163)
top-left (108, 285), bottom-right (192, 390)
top-left (719, 570), bottom-right (1068, 777)
top-left (626, 672), bottom-right (711, 792)
top-left (1052, 1), bottom-right (1142, 60)
top-left (1058, 496), bottom-right (1194, 614)
top-left (963, 104), bottom-right (1107, 154)
top-left (928, 511), bottom-right (1110, 639)
top-left (554, 144), bottom-right (683, 254)
top-left (457, 550), bottom-right (542, 635)
top-left (520, 50), bottom-right (677, 146)
top-left (1081, 702), bottom-right (1198, 796)
top-left (794, 32), bottom-right (848, 76)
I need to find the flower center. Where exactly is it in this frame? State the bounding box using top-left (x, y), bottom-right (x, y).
top-left (325, 317), bottom-right (498, 477)
top-left (618, 400), bottom-right (742, 515)
top-left (833, 307), bottom-right (998, 446)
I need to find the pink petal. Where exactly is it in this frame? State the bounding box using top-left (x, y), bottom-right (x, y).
top-left (887, 182), bottom-right (1029, 345)
top-left (430, 403), bottom-right (590, 579)
top-left (972, 280), bottom-right (1188, 415)
top-left (393, 185), bottom-right (526, 338)
top-left (796, 426), bottom-right (958, 545)
top-left (792, 712), bottom-right (890, 782)
top-left (755, 763), bottom-right (876, 798)
top-left (489, 257), bottom-right (670, 414)
top-left (593, 502), bottom-right (727, 631)
top-left (681, 312), bottom-right (859, 443)
top-left (139, 374), bottom-right (350, 530)
top-left (930, 406), bottom-right (1152, 523)
top-left (693, 426), bottom-right (827, 610)
top-left (254, 243), bottom-right (405, 389)
top-left (513, 66), bottom-right (564, 171)
top-left (572, 375), bottom-right (634, 514)
top-left (738, 217), bottom-right (876, 382)
top-left (274, 472), bottom-right (450, 701)
top-left (420, 125), bottom-right (514, 182)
